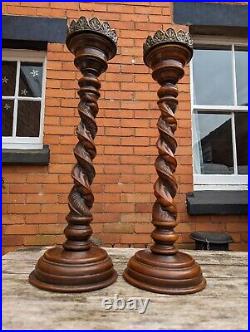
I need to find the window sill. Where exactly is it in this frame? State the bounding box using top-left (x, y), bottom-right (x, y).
top-left (2, 144), bottom-right (50, 165)
top-left (186, 190), bottom-right (248, 215)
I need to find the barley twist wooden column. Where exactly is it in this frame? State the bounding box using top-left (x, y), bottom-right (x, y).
top-left (29, 17), bottom-right (118, 292)
top-left (123, 28), bottom-right (206, 294)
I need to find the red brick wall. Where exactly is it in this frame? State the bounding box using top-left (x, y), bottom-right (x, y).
top-left (2, 2), bottom-right (248, 254)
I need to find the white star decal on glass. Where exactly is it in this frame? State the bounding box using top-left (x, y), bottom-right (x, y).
top-left (2, 76), bottom-right (8, 84)
top-left (21, 89), bottom-right (28, 96)
top-left (3, 103), bottom-right (11, 110)
top-left (30, 69), bottom-right (39, 78)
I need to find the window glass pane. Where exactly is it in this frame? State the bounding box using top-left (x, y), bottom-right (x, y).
top-left (16, 101), bottom-right (41, 137)
top-left (235, 47), bottom-right (248, 106)
top-left (235, 112), bottom-right (248, 174)
top-left (19, 62), bottom-right (43, 97)
top-left (193, 111), bottom-right (234, 174)
top-left (193, 47), bottom-right (234, 106)
top-left (2, 61), bottom-right (17, 96)
top-left (2, 100), bottom-right (14, 136)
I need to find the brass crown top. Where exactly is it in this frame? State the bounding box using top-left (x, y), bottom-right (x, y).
top-left (67, 16), bottom-right (118, 44)
top-left (143, 28), bottom-right (193, 54)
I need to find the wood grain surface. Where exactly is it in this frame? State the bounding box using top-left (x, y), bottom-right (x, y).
top-left (2, 247), bottom-right (248, 330)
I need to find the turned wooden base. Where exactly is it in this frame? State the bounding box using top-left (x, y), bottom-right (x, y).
top-left (123, 249), bottom-right (206, 295)
top-left (29, 245), bottom-right (117, 293)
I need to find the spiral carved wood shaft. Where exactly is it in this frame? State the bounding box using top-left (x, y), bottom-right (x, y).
top-left (63, 73), bottom-right (101, 251)
top-left (151, 83), bottom-right (179, 255)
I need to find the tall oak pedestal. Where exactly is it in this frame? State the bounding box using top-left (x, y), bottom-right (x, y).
top-left (123, 29), bottom-right (206, 294)
top-left (29, 17), bottom-right (118, 292)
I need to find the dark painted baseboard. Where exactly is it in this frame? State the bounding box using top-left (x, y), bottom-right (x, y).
top-left (2, 145), bottom-right (50, 166)
top-left (3, 15), bottom-right (67, 43)
top-left (186, 190), bottom-right (248, 215)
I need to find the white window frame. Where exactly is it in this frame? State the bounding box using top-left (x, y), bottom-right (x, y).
top-left (2, 48), bottom-right (47, 150)
top-left (190, 35), bottom-right (248, 191)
